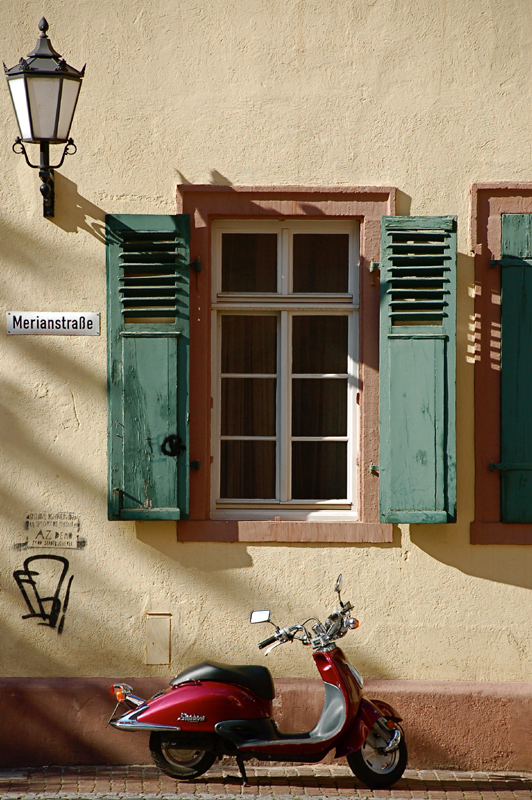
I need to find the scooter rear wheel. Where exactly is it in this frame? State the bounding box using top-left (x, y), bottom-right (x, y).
top-left (149, 732), bottom-right (216, 778)
top-left (347, 724), bottom-right (407, 789)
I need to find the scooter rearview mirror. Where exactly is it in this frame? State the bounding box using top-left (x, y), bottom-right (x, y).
top-left (250, 609), bottom-right (271, 624)
top-left (335, 574), bottom-right (343, 595)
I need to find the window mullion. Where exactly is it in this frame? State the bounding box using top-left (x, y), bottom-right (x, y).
top-left (213, 310), bottom-right (222, 507)
top-left (281, 228), bottom-right (290, 295)
top-left (348, 311), bottom-right (357, 509)
top-left (279, 310), bottom-right (290, 502)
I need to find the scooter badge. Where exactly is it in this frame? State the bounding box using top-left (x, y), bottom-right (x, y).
top-left (178, 712), bottom-right (206, 723)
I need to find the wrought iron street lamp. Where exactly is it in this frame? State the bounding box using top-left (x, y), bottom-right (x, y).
top-left (4, 18), bottom-right (85, 217)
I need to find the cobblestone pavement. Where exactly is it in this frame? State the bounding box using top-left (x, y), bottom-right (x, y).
top-left (0, 765), bottom-right (530, 800)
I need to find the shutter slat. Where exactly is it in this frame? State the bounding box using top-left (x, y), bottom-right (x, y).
top-left (116, 233), bottom-right (182, 318)
top-left (387, 255), bottom-right (452, 262)
top-left (383, 223), bottom-right (453, 325)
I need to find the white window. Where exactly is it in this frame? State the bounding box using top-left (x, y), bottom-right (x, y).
top-left (211, 220), bottom-right (359, 520)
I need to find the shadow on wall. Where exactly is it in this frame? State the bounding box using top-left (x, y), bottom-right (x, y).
top-left (410, 525), bottom-right (532, 591)
top-left (0, 190), bottom-right (107, 526)
top-left (134, 526), bottom-right (399, 678)
top-left (136, 524), bottom-right (253, 569)
top-left (136, 524), bottom-right (398, 570)
top-left (0, 676), bottom-right (164, 767)
top-left (177, 169), bottom-right (233, 186)
top-left (395, 190), bottom-right (411, 216)
top-left (0, 359), bottom-right (105, 523)
top-left (50, 173), bottom-right (106, 240)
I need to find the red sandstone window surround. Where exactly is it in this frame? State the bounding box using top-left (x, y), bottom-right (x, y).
top-left (175, 185), bottom-right (396, 544)
top-left (470, 183), bottom-right (532, 544)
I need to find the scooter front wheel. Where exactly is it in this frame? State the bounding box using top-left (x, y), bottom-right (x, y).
top-left (149, 732), bottom-right (216, 778)
top-left (347, 724), bottom-right (407, 789)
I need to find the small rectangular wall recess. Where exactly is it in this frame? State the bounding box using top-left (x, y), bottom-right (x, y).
top-left (145, 613), bottom-right (171, 665)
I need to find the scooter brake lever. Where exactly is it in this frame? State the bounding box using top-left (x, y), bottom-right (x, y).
top-left (263, 640), bottom-right (283, 656)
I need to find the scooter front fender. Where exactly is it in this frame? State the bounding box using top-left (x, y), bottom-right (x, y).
top-left (334, 697), bottom-right (402, 757)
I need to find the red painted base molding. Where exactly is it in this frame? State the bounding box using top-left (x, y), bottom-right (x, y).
top-left (0, 677), bottom-right (530, 771)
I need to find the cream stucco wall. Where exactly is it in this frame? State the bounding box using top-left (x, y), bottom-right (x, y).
top-left (0, 0), bottom-right (531, 682)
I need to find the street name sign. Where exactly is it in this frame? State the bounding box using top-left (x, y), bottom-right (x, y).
top-left (7, 312), bottom-right (100, 335)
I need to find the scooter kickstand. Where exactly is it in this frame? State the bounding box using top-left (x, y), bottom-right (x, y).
top-left (236, 755), bottom-right (248, 785)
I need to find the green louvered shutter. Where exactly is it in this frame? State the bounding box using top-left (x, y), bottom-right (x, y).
top-left (379, 216), bottom-right (457, 523)
top-left (498, 214), bottom-right (532, 522)
top-left (107, 214), bottom-right (190, 520)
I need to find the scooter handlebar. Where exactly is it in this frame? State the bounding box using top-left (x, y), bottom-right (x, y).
top-left (258, 634), bottom-right (278, 649)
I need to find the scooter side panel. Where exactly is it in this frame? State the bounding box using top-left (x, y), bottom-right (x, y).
top-left (135, 681), bottom-right (272, 732)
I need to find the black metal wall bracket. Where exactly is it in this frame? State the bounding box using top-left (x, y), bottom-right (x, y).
top-left (12, 137), bottom-right (77, 218)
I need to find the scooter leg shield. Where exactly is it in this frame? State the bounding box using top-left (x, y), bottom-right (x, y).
top-left (335, 697), bottom-right (400, 758)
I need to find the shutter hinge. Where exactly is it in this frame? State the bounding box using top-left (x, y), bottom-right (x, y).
top-left (490, 257), bottom-right (531, 269)
top-left (189, 460), bottom-right (200, 471)
top-left (490, 462), bottom-right (532, 471)
top-left (369, 465), bottom-right (379, 475)
top-left (190, 259), bottom-right (202, 273)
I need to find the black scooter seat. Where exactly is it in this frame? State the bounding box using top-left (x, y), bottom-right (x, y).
top-left (170, 661), bottom-right (275, 701)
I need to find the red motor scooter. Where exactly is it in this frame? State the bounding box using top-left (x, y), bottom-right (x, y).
top-left (109, 576), bottom-right (407, 790)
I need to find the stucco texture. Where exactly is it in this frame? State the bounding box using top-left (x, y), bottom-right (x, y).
top-left (0, 0), bottom-right (531, 685)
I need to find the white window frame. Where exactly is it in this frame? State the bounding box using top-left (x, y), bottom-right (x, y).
top-left (211, 219), bottom-right (360, 521)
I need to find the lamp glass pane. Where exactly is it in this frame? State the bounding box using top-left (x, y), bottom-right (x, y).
top-left (8, 77), bottom-right (32, 140)
top-left (56, 78), bottom-right (81, 140)
top-left (26, 76), bottom-right (61, 139)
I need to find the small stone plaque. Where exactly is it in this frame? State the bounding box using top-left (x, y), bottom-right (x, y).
top-left (14, 513), bottom-right (86, 550)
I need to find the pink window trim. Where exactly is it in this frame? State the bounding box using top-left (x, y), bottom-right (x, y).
top-left (175, 184), bottom-right (396, 544)
top-left (470, 183), bottom-right (532, 544)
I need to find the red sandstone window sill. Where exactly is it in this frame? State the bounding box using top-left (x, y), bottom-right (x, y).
top-left (470, 522), bottom-right (532, 545)
top-left (176, 520), bottom-right (394, 543)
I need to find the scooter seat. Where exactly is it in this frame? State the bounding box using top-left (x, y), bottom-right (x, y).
top-left (170, 660), bottom-right (275, 701)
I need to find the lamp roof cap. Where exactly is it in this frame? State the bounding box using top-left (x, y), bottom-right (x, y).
top-left (3, 18), bottom-right (85, 78)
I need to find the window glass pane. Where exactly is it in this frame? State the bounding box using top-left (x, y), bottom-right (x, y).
top-left (293, 234), bottom-right (349, 293)
top-left (222, 233), bottom-right (277, 292)
top-left (222, 378), bottom-right (276, 436)
top-left (292, 378), bottom-right (347, 437)
top-left (221, 441), bottom-right (276, 498)
top-left (292, 442), bottom-right (347, 499)
top-left (222, 315), bottom-right (277, 374)
top-left (292, 316), bottom-right (348, 374)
